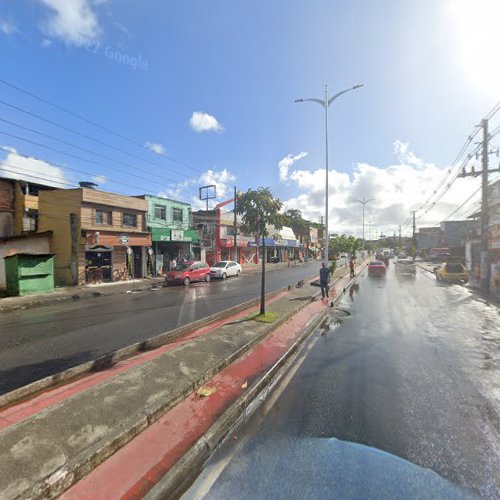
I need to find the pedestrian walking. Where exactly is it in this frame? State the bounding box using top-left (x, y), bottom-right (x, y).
top-left (170, 257), bottom-right (177, 271)
top-left (349, 255), bottom-right (355, 278)
top-left (319, 262), bottom-right (330, 302)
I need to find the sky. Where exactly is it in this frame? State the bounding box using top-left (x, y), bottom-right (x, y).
top-left (1, 0), bottom-right (500, 238)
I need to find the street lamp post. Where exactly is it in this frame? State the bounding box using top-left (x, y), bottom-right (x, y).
top-left (295, 84), bottom-right (363, 266)
top-left (355, 196), bottom-right (375, 252)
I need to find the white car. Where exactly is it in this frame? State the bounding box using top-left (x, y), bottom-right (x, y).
top-left (209, 260), bottom-right (242, 279)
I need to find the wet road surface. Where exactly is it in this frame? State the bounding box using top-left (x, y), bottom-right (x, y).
top-left (184, 264), bottom-right (500, 499)
top-left (0, 262), bottom-right (319, 395)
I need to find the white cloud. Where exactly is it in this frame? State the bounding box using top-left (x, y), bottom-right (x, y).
top-left (0, 146), bottom-right (69, 188)
top-left (37, 0), bottom-right (103, 46)
top-left (158, 168), bottom-right (236, 209)
top-left (145, 142), bottom-right (166, 155)
top-left (279, 152), bottom-right (307, 181)
top-left (0, 19), bottom-right (18, 35)
top-left (189, 112), bottom-right (224, 133)
top-left (41, 38), bottom-right (53, 48)
top-left (92, 174), bottom-right (106, 185)
top-left (280, 141), bottom-right (478, 237)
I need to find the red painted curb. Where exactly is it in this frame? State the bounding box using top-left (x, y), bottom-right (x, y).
top-left (60, 273), bottom-right (359, 500)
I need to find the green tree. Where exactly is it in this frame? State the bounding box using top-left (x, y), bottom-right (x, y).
top-left (282, 209), bottom-right (310, 241)
top-left (236, 187), bottom-right (283, 314)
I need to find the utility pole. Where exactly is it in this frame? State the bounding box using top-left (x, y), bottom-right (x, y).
top-left (69, 213), bottom-right (78, 286)
top-left (481, 120), bottom-right (490, 290)
top-left (320, 215), bottom-right (325, 259)
top-left (412, 210), bottom-right (417, 261)
top-left (399, 225), bottom-right (402, 251)
top-left (233, 186), bottom-right (238, 262)
top-left (458, 118), bottom-right (500, 290)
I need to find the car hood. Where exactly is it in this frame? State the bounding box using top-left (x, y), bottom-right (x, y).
top-left (210, 267), bottom-right (225, 272)
top-left (166, 271), bottom-right (186, 277)
top-left (201, 438), bottom-right (473, 499)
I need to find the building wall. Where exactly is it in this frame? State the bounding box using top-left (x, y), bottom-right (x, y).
top-left (14, 192), bottom-right (39, 234)
top-left (0, 232), bottom-right (51, 290)
top-left (0, 179), bottom-right (15, 238)
top-left (39, 188), bottom-right (151, 286)
top-left (38, 189), bottom-right (82, 286)
top-left (141, 195), bottom-right (192, 231)
top-left (440, 220), bottom-right (476, 248)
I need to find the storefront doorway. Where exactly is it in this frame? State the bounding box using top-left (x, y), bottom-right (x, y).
top-left (85, 247), bottom-right (112, 283)
top-left (131, 246), bottom-right (143, 278)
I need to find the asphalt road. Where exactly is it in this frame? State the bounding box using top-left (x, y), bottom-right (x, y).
top-left (184, 263), bottom-right (500, 499)
top-left (0, 262), bottom-right (320, 395)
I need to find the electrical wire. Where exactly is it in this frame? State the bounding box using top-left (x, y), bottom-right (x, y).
top-left (0, 129), bottom-right (197, 193)
top-left (0, 98), bottom-right (201, 180)
top-left (0, 116), bottom-right (199, 190)
top-left (0, 77), bottom-right (205, 175)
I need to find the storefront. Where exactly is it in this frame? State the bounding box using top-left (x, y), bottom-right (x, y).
top-left (83, 230), bottom-right (151, 283)
top-left (150, 228), bottom-right (199, 274)
top-left (259, 237), bottom-right (301, 263)
top-left (219, 236), bottom-right (256, 263)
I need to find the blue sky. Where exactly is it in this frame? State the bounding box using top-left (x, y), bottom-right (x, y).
top-left (1, 0), bottom-right (499, 236)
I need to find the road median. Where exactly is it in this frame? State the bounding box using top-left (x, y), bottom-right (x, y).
top-left (0, 262), bottom-right (366, 500)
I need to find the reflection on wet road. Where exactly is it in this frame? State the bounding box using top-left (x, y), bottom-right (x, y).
top-left (185, 264), bottom-right (500, 499)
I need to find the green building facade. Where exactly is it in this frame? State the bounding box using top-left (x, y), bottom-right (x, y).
top-left (138, 195), bottom-right (199, 274)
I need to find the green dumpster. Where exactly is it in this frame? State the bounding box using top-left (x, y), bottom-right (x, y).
top-left (4, 253), bottom-right (55, 296)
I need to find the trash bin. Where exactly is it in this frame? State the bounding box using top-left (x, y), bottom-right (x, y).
top-left (4, 253), bottom-right (55, 296)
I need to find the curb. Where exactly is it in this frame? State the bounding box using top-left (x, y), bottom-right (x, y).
top-left (13, 275), bottom-right (330, 499)
top-left (0, 272), bottom-right (320, 410)
top-left (145, 265), bottom-right (367, 500)
top-left (0, 263), bottom-right (312, 313)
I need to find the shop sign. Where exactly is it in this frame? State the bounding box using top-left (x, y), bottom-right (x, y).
top-left (287, 239), bottom-right (298, 247)
top-left (171, 229), bottom-right (186, 241)
top-left (119, 233), bottom-right (129, 245)
top-left (259, 237), bottom-right (275, 246)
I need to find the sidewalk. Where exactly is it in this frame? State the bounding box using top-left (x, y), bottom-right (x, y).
top-left (0, 261), bottom-right (366, 500)
top-left (0, 260), bottom-right (313, 313)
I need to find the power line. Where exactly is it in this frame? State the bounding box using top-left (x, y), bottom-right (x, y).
top-left (0, 116), bottom-right (198, 190)
top-left (0, 147), bottom-right (170, 197)
top-left (0, 78), bottom-right (204, 175)
top-left (442, 184), bottom-right (482, 221)
top-left (0, 161), bottom-right (78, 188)
top-left (0, 98), bottom-right (200, 180)
top-left (0, 129), bottom-right (196, 193)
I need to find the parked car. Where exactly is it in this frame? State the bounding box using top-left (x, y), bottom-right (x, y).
top-left (395, 258), bottom-right (416, 277)
top-left (165, 261), bottom-right (211, 286)
top-left (210, 260), bottom-right (242, 279)
top-left (434, 262), bottom-right (468, 283)
top-left (368, 261), bottom-right (386, 277)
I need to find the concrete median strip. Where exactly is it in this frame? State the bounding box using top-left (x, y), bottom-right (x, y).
top-left (0, 263), bottom-right (367, 499)
top-left (0, 278), bottom-right (314, 410)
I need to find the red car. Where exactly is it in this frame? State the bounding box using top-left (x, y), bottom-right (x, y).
top-left (165, 261), bottom-right (211, 286)
top-left (368, 260), bottom-right (386, 277)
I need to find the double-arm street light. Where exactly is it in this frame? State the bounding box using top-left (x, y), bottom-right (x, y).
top-left (295, 84), bottom-right (363, 265)
top-left (355, 196), bottom-right (375, 251)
